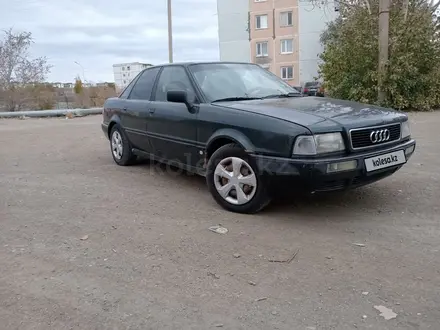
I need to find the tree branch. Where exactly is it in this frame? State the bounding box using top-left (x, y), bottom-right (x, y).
top-left (403, 0), bottom-right (409, 21)
top-left (364, 0), bottom-right (372, 15)
top-left (308, 0), bottom-right (373, 14)
top-left (432, 0), bottom-right (440, 13)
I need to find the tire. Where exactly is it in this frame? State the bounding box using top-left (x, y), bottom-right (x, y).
top-left (206, 143), bottom-right (271, 214)
top-left (109, 124), bottom-right (137, 166)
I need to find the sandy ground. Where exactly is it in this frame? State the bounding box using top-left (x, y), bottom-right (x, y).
top-left (0, 113), bottom-right (439, 330)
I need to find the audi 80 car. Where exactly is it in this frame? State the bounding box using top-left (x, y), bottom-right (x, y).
top-left (101, 62), bottom-right (416, 214)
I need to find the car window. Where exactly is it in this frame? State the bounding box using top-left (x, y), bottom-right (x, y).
top-left (128, 67), bottom-right (161, 100)
top-left (189, 63), bottom-right (299, 102)
top-left (305, 81), bottom-right (319, 88)
top-left (119, 72), bottom-right (141, 99)
top-left (194, 69), bottom-right (245, 101)
top-left (154, 66), bottom-right (196, 102)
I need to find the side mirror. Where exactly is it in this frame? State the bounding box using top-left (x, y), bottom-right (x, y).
top-left (167, 90), bottom-right (187, 104)
top-left (167, 90), bottom-right (196, 112)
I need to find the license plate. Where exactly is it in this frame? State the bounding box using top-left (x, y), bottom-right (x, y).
top-left (364, 150), bottom-right (406, 172)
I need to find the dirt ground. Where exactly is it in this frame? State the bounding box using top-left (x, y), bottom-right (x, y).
top-left (0, 113), bottom-right (439, 330)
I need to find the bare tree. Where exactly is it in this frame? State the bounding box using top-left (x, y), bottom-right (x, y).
top-left (0, 28), bottom-right (52, 111)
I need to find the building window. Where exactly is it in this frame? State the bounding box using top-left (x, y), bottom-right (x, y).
top-left (127, 66), bottom-right (131, 70)
top-left (123, 74), bottom-right (126, 77)
top-left (122, 67), bottom-right (125, 71)
top-left (280, 11), bottom-right (293, 27)
top-left (256, 42), bottom-right (268, 57)
top-left (281, 66), bottom-right (294, 80)
top-left (281, 39), bottom-right (293, 54)
top-left (256, 15), bottom-right (268, 29)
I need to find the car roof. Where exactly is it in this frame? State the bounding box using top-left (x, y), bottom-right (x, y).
top-left (149, 61), bottom-right (258, 68)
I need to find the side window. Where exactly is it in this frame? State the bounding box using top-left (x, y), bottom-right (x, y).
top-left (154, 66), bottom-right (196, 102)
top-left (128, 67), bottom-right (161, 100)
top-left (119, 72), bottom-right (141, 99)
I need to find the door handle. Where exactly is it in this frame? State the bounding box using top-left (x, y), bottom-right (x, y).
top-left (148, 108), bottom-right (156, 114)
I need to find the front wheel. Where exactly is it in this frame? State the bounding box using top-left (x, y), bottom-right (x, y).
top-left (206, 144), bottom-right (271, 214)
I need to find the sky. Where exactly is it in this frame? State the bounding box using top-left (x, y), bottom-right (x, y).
top-left (1, 0), bottom-right (220, 83)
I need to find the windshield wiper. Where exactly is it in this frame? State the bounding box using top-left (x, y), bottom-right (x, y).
top-left (211, 96), bottom-right (262, 103)
top-left (262, 92), bottom-right (302, 99)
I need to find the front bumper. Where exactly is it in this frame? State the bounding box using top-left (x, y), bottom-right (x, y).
top-left (251, 139), bottom-right (416, 193)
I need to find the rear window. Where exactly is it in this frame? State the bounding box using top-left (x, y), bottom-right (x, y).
top-left (305, 81), bottom-right (320, 87)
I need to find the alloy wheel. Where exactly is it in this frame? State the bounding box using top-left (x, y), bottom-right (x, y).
top-left (111, 130), bottom-right (123, 160)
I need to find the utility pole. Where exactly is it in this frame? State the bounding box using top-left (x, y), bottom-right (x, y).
top-left (378, 0), bottom-right (390, 104)
top-left (74, 61), bottom-right (86, 82)
top-left (167, 0), bottom-right (173, 63)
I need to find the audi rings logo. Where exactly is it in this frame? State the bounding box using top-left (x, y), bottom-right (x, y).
top-left (370, 129), bottom-right (391, 143)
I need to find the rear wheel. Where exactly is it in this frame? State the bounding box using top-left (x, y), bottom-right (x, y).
top-left (110, 124), bottom-right (136, 166)
top-left (206, 144), bottom-right (271, 214)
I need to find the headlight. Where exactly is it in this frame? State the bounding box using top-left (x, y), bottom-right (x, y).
top-left (293, 133), bottom-right (345, 155)
top-left (401, 120), bottom-right (411, 139)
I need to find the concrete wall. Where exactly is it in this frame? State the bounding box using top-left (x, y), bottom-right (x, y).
top-left (298, 1), bottom-right (339, 84)
top-left (217, 0), bottom-right (250, 62)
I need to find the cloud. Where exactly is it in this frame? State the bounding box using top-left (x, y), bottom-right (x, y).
top-left (1, 0), bottom-right (219, 82)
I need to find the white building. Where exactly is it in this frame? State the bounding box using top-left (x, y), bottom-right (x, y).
top-left (217, 0), bottom-right (250, 63)
top-left (298, 1), bottom-right (339, 83)
top-left (113, 62), bottom-right (153, 90)
top-left (216, 0), bottom-right (339, 85)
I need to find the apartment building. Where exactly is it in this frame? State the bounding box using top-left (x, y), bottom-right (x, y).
top-left (217, 0), bottom-right (339, 86)
top-left (217, 0), bottom-right (250, 62)
top-left (113, 62), bottom-right (153, 90)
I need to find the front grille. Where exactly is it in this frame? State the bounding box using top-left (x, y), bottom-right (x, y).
top-left (350, 123), bottom-right (401, 150)
top-left (315, 179), bottom-right (348, 192)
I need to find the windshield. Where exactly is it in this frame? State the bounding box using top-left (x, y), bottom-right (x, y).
top-left (188, 63), bottom-right (300, 102)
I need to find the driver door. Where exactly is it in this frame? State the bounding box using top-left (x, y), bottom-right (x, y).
top-left (147, 66), bottom-right (200, 169)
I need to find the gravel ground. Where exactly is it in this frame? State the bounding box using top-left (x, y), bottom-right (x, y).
top-left (0, 113), bottom-right (439, 330)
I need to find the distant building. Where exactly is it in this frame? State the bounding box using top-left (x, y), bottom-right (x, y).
top-left (113, 62), bottom-right (153, 89)
top-left (63, 83), bottom-right (74, 89)
top-left (51, 82), bottom-right (63, 88)
top-left (216, 0), bottom-right (339, 86)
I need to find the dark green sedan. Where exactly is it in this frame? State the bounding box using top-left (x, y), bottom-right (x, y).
top-left (101, 62), bottom-right (416, 214)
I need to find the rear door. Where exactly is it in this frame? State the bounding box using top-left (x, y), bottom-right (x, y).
top-left (148, 66), bottom-right (201, 168)
top-left (113, 73), bottom-right (140, 136)
top-left (123, 66), bottom-right (161, 153)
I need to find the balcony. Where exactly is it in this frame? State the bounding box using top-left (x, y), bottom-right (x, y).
top-left (254, 56), bottom-right (272, 65)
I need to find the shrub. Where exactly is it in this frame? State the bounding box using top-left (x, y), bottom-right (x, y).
top-left (319, 0), bottom-right (440, 111)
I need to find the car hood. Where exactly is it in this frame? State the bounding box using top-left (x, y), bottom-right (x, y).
top-left (215, 97), bottom-right (407, 131)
